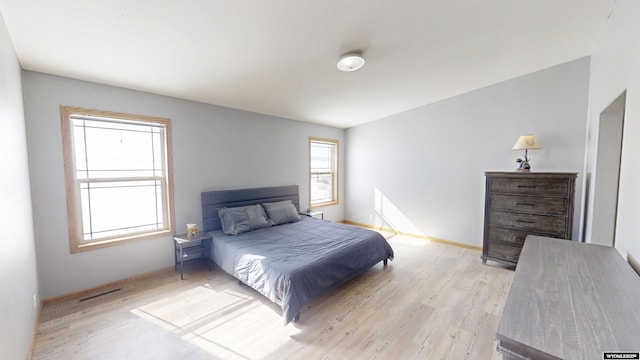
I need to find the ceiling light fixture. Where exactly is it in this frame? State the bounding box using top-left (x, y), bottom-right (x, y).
top-left (337, 53), bottom-right (365, 72)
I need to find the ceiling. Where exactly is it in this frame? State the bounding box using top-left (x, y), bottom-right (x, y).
top-left (0, 0), bottom-right (615, 128)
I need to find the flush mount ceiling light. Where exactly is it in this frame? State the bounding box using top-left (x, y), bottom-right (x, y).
top-left (337, 53), bottom-right (365, 72)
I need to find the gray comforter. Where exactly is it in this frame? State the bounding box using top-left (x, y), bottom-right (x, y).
top-left (208, 217), bottom-right (394, 324)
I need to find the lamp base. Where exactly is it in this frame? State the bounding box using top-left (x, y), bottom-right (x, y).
top-left (516, 159), bottom-right (531, 172)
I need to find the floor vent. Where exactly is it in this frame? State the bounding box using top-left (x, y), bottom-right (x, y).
top-left (79, 288), bottom-right (122, 302)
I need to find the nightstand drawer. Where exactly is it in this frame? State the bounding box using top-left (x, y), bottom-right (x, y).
top-left (490, 210), bottom-right (566, 235)
top-left (490, 194), bottom-right (567, 215)
top-left (490, 178), bottom-right (569, 197)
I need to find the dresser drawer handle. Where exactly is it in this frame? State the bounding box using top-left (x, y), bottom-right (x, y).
top-left (517, 185), bottom-right (537, 189)
top-left (516, 202), bottom-right (536, 207)
top-left (515, 219), bottom-right (535, 224)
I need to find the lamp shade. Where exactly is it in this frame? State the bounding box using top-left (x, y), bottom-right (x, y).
top-left (512, 135), bottom-right (541, 150)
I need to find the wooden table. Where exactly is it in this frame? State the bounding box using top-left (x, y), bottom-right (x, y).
top-left (496, 235), bottom-right (640, 359)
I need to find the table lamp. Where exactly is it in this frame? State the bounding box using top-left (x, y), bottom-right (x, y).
top-left (512, 135), bottom-right (541, 172)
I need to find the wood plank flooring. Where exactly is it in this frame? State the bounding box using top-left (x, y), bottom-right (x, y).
top-left (33, 234), bottom-right (514, 360)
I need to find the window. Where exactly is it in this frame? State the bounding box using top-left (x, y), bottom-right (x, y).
top-left (61, 106), bottom-right (174, 253)
top-left (309, 137), bottom-right (338, 207)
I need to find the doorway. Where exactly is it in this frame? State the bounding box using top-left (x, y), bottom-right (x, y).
top-left (590, 91), bottom-right (626, 247)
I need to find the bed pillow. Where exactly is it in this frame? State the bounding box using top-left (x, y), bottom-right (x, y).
top-left (217, 204), bottom-right (272, 235)
top-left (262, 200), bottom-right (301, 225)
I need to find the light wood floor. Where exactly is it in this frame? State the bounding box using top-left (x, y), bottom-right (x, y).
top-left (33, 234), bottom-right (514, 360)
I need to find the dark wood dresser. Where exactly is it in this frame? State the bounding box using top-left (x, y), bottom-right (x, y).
top-left (482, 172), bottom-right (577, 267)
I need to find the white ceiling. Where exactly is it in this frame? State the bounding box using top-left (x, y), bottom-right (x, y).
top-left (0, 0), bottom-right (615, 128)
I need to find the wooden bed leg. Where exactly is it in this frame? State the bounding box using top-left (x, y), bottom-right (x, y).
top-left (294, 312), bottom-right (300, 322)
top-left (383, 259), bottom-right (388, 266)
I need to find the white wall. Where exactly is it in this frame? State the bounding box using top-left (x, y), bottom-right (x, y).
top-left (345, 58), bottom-right (590, 247)
top-left (22, 72), bottom-right (344, 299)
top-left (0, 12), bottom-right (40, 359)
top-left (584, 0), bottom-right (640, 261)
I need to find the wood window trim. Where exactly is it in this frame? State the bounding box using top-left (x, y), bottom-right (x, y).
top-left (60, 105), bottom-right (176, 253)
top-left (309, 137), bottom-right (339, 209)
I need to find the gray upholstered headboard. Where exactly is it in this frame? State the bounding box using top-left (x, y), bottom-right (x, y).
top-left (201, 185), bottom-right (300, 232)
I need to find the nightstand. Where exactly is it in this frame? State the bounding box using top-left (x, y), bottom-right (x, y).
top-left (299, 209), bottom-right (324, 219)
top-left (173, 233), bottom-right (212, 280)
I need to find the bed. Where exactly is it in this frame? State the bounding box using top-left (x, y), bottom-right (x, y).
top-left (201, 185), bottom-right (394, 325)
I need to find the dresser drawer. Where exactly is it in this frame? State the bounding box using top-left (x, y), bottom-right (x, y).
top-left (489, 210), bottom-right (566, 235)
top-left (487, 227), bottom-right (530, 246)
top-left (487, 226), bottom-right (567, 247)
top-left (490, 194), bottom-right (567, 215)
top-left (490, 178), bottom-right (569, 197)
top-left (487, 242), bottom-right (522, 264)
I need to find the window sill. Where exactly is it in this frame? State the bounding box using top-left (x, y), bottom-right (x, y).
top-left (310, 201), bottom-right (338, 209)
top-left (71, 229), bottom-right (172, 254)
